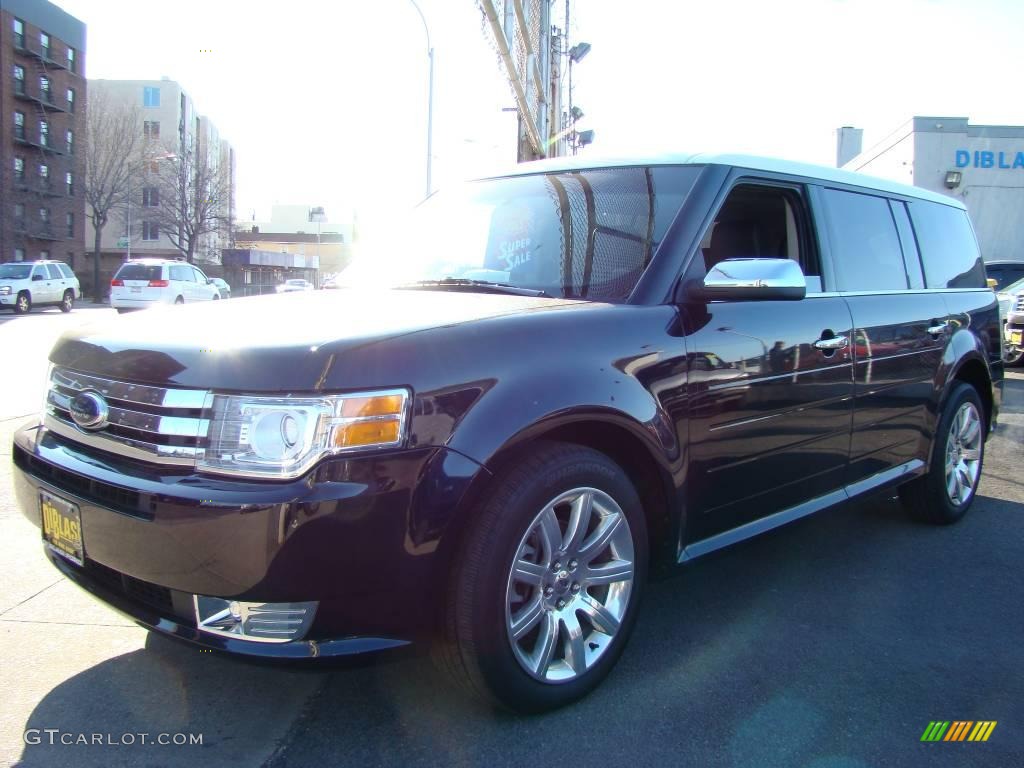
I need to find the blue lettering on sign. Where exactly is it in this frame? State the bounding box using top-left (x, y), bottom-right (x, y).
top-left (956, 149), bottom-right (1024, 169)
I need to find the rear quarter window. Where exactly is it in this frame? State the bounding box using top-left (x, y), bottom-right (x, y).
top-left (57, 263), bottom-right (75, 279)
top-left (908, 202), bottom-right (986, 289)
top-left (115, 264), bottom-right (162, 281)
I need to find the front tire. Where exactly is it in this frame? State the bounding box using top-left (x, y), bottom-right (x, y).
top-left (439, 442), bottom-right (647, 713)
top-left (900, 382), bottom-right (985, 524)
top-left (174, 296), bottom-right (184, 305)
top-left (60, 290), bottom-right (74, 313)
top-left (14, 292), bottom-right (31, 315)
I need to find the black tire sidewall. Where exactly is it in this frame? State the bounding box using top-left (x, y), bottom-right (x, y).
top-left (15, 292), bottom-right (30, 314)
top-left (61, 291), bottom-right (73, 312)
top-left (926, 383), bottom-right (985, 522)
top-left (459, 446), bottom-right (648, 712)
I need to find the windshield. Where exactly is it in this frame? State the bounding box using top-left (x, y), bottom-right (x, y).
top-left (342, 166), bottom-right (699, 302)
top-left (0, 264), bottom-right (32, 280)
top-left (1000, 275), bottom-right (1024, 294)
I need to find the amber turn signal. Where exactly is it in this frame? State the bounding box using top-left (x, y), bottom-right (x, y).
top-left (339, 394), bottom-right (405, 418)
top-left (332, 418), bottom-right (401, 448)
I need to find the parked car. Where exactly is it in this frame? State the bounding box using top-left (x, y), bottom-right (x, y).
top-left (13, 153), bottom-right (1002, 713)
top-left (109, 259), bottom-right (220, 312)
top-left (209, 277), bottom-right (231, 300)
top-left (984, 259), bottom-right (1024, 290)
top-left (321, 277), bottom-right (340, 289)
top-left (0, 260), bottom-right (79, 314)
top-left (1004, 278), bottom-right (1024, 365)
top-left (276, 278), bottom-right (314, 293)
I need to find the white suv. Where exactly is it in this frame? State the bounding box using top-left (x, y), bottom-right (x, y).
top-left (110, 259), bottom-right (221, 313)
top-left (0, 260), bottom-right (81, 314)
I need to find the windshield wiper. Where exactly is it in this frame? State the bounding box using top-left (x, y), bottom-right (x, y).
top-left (397, 279), bottom-right (551, 298)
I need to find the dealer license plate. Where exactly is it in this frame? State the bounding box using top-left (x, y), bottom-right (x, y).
top-left (40, 491), bottom-right (84, 566)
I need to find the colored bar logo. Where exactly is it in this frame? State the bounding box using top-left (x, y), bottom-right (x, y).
top-left (921, 721), bottom-right (997, 742)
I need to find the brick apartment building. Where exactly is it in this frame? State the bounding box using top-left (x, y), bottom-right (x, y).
top-left (1, 0), bottom-right (86, 267)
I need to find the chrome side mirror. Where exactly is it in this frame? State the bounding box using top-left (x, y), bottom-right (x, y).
top-left (696, 258), bottom-right (806, 301)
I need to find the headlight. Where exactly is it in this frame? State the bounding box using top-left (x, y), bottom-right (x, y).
top-left (0, 285), bottom-right (11, 295)
top-left (199, 389), bottom-right (409, 479)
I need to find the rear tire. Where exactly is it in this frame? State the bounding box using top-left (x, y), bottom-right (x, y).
top-left (437, 441), bottom-right (647, 713)
top-left (60, 290), bottom-right (73, 313)
top-left (899, 382), bottom-right (985, 524)
top-left (174, 296), bottom-right (184, 305)
top-left (14, 291), bottom-right (31, 315)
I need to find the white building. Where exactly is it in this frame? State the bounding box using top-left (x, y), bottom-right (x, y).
top-left (85, 77), bottom-right (236, 266)
top-left (840, 116), bottom-right (1024, 263)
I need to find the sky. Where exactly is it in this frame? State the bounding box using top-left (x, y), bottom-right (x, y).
top-left (53, 0), bottom-right (1024, 231)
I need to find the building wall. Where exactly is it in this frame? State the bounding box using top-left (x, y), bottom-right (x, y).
top-left (234, 237), bottom-right (352, 277)
top-left (844, 116), bottom-right (1024, 263)
top-left (84, 79), bottom-right (187, 262)
top-left (84, 78), bottom-right (236, 272)
top-left (1, 1), bottom-right (86, 267)
top-left (844, 119), bottom-right (916, 186)
top-left (911, 118), bottom-right (1024, 263)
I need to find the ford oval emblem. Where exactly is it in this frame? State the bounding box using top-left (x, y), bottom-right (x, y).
top-left (69, 391), bottom-right (109, 431)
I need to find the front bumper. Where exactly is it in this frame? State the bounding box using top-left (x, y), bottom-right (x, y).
top-left (13, 423), bottom-right (486, 658)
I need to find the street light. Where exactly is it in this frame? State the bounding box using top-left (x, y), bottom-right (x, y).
top-left (408, 0), bottom-right (434, 198)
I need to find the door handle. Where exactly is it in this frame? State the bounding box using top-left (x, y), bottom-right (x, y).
top-left (814, 335), bottom-right (849, 351)
top-left (927, 321), bottom-right (949, 336)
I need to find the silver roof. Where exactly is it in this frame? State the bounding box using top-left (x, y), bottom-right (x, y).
top-left (483, 151), bottom-right (964, 209)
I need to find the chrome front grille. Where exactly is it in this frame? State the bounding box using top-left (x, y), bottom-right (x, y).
top-left (45, 367), bottom-right (212, 466)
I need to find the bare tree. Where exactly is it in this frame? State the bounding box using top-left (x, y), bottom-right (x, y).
top-left (149, 138), bottom-right (232, 263)
top-left (83, 90), bottom-right (142, 301)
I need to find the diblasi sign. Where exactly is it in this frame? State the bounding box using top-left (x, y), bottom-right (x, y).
top-left (955, 149), bottom-right (1024, 169)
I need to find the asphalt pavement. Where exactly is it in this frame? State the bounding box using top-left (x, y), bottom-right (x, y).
top-left (1, 305), bottom-right (1021, 767)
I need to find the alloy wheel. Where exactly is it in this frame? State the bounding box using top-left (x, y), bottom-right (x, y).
top-left (505, 487), bottom-right (635, 683)
top-left (944, 401), bottom-right (982, 506)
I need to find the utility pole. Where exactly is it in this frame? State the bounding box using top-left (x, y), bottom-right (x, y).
top-left (409, 0), bottom-right (434, 198)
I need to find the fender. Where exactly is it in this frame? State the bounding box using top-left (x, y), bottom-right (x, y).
top-left (924, 326), bottom-right (997, 457)
top-left (446, 367), bottom-right (680, 474)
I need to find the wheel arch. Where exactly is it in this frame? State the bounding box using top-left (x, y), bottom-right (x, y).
top-left (948, 356), bottom-right (993, 433)
top-left (439, 415), bottom-right (680, 588)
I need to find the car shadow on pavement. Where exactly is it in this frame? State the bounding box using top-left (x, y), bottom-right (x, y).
top-left (16, 496), bottom-right (1024, 768)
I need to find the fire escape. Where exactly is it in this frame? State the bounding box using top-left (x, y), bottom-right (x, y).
top-left (11, 31), bottom-right (70, 257)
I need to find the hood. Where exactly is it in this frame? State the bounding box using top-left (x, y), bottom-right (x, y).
top-left (50, 288), bottom-right (582, 390)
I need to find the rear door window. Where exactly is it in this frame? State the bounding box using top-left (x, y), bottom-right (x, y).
top-left (116, 264), bottom-right (162, 281)
top-left (170, 265), bottom-right (194, 282)
top-left (45, 264), bottom-right (63, 280)
top-left (907, 202), bottom-right (986, 289)
top-left (821, 188), bottom-right (908, 291)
